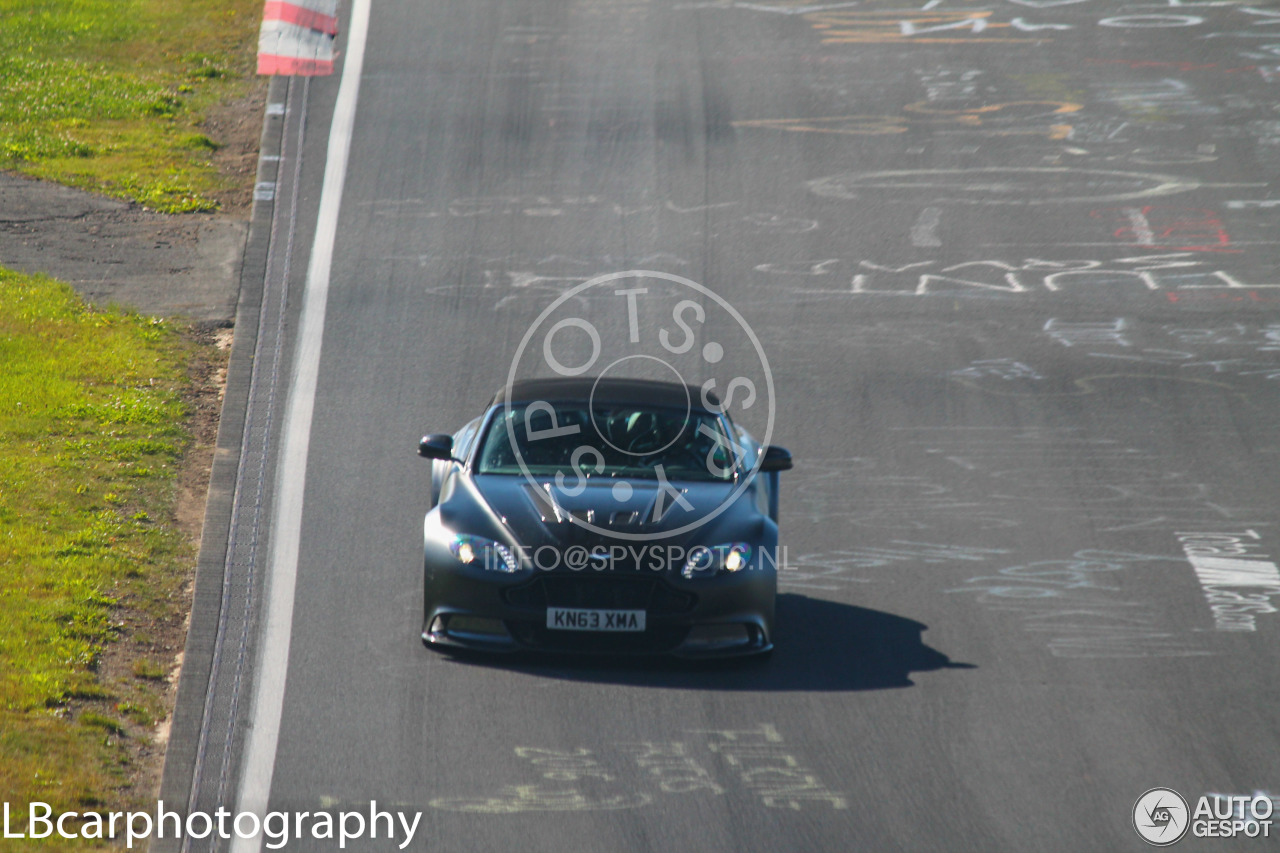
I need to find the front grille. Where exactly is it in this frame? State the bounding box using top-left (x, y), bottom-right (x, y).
top-left (502, 575), bottom-right (696, 613)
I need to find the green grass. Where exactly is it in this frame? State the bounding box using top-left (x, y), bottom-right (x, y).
top-left (0, 1), bottom-right (256, 843)
top-left (0, 269), bottom-right (197, 846)
top-left (0, 0), bottom-right (264, 212)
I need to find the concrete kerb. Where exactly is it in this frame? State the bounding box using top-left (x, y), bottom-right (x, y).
top-left (154, 73), bottom-right (289, 849)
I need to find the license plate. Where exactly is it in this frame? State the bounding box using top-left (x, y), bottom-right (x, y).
top-left (546, 607), bottom-right (646, 632)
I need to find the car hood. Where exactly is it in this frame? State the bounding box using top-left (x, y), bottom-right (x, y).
top-left (439, 473), bottom-right (762, 551)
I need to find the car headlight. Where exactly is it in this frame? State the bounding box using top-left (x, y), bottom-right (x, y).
top-left (682, 543), bottom-right (752, 579)
top-left (448, 534), bottom-right (520, 573)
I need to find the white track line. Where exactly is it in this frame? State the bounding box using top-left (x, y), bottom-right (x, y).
top-left (230, 0), bottom-right (370, 849)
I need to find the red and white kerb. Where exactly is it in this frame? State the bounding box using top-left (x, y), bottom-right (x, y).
top-left (258, 0), bottom-right (339, 76)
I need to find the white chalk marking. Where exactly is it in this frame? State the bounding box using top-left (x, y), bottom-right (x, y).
top-left (910, 207), bottom-right (942, 247)
top-left (1120, 207), bottom-right (1157, 245)
top-left (1189, 555), bottom-right (1280, 587)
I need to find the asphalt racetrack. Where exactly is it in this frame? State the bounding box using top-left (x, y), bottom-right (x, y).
top-left (164, 1), bottom-right (1280, 850)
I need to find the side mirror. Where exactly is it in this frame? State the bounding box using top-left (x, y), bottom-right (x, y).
top-left (418, 434), bottom-right (455, 461)
top-left (759, 445), bottom-right (793, 473)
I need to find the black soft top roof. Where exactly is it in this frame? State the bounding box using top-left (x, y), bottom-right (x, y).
top-left (493, 377), bottom-right (720, 411)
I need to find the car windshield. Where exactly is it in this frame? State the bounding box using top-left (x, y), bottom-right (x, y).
top-left (476, 402), bottom-right (739, 481)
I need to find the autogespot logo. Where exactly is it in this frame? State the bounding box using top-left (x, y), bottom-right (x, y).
top-left (1134, 788), bottom-right (1190, 846)
top-left (504, 270), bottom-right (774, 542)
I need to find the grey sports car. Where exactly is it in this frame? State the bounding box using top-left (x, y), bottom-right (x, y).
top-left (416, 377), bottom-right (792, 657)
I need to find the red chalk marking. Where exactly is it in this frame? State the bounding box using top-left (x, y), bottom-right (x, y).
top-left (1090, 206), bottom-right (1238, 253)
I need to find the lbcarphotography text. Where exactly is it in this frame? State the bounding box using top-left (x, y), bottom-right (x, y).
top-left (2, 800), bottom-right (422, 850)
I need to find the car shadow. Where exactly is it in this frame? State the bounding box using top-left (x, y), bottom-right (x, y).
top-left (441, 593), bottom-right (975, 691)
